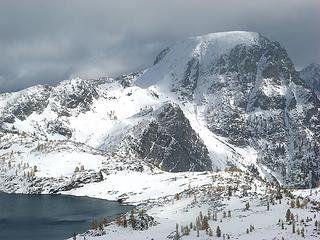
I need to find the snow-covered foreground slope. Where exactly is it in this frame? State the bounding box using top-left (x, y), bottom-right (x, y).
top-left (65, 170), bottom-right (320, 240)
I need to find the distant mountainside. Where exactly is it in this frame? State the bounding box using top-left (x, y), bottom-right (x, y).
top-left (0, 31), bottom-right (319, 193)
top-left (299, 63), bottom-right (320, 98)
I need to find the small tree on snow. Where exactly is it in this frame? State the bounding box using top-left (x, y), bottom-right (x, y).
top-left (292, 220), bottom-right (296, 233)
top-left (175, 223), bottom-right (179, 240)
top-left (98, 222), bottom-right (104, 231)
top-left (290, 200), bottom-right (295, 208)
top-left (227, 210), bottom-right (231, 217)
top-left (130, 209), bottom-right (136, 229)
top-left (223, 211), bottom-right (226, 218)
top-left (286, 209), bottom-right (291, 222)
top-left (216, 226), bottom-right (221, 237)
top-left (245, 202), bottom-right (250, 211)
top-left (123, 216), bottom-right (127, 228)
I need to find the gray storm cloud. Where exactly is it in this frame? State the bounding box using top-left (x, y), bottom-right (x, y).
top-left (0, 0), bottom-right (319, 92)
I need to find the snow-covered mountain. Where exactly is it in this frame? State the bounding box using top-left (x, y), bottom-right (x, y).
top-left (0, 31), bottom-right (319, 195)
top-left (299, 63), bottom-right (320, 98)
top-left (136, 31), bottom-right (320, 187)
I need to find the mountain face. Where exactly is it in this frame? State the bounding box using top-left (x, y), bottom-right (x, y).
top-left (136, 31), bottom-right (320, 187)
top-left (300, 63), bottom-right (320, 98)
top-left (0, 31), bottom-right (319, 192)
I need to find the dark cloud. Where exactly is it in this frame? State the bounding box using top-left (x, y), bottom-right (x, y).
top-left (0, 0), bottom-right (319, 92)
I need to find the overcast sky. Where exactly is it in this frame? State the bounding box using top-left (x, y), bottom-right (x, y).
top-left (0, 0), bottom-right (319, 92)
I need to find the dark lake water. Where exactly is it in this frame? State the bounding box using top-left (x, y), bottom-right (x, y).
top-left (0, 193), bottom-right (133, 240)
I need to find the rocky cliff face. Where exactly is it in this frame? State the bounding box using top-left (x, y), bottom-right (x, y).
top-left (132, 102), bottom-right (211, 172)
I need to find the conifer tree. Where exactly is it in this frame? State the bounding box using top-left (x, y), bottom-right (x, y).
top-left (99, 222), bottom-right (104, 231)
top-left (116, 216), bottom-right (122, 226)
top-left (245, 202), bottom-right (250, 210)
top-left (123, 216), bottom-right (127, 227)
top-left (175, 193), bottom-right (180, 200)
top-left (292, 220), bottom-right (296, 233)
top-left (175, 223), bottom-right (179, 240)
top-left (91, 218), bottom-right (98, 230)
top-left (214, 211), bottom-right (218, 221)
top-left (102, 217), bottom-right (108, 226)
top-left (185, 225), bottom-right (190, 235)
top-left (202, 216), bottom-right (209, 231)
top-left (216, 226), bottom-right (221, 237)
top-left (250, 224), bottom-right (254, 232)
top-left (130, 209), bottom-right (136, 229)
top-left (286, 209), bottom-right (291, 222)
top-left (228, 186), bottom-right (232, 196)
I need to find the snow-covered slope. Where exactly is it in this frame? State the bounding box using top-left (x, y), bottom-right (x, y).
top-left (67, 170), bottom-right (320, 240)
top-left (0, 77), bottom-right (235, 193)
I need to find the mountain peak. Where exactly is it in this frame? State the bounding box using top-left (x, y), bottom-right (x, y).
top-left (188, 31), bottom-right (260, 45)
top-left (136, 31), bottom-right (281, 96)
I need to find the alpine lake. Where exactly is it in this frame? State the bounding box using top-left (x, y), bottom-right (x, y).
top-left (0, 192), bottom-right (133, 240)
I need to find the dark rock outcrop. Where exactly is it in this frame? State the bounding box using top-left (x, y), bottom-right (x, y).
top-left (133, 102), bottom-right (212, 172)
